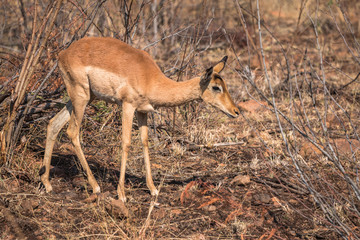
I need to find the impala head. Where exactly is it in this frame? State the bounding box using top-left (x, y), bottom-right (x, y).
top-left (200, 56), bottom-right (240, 118)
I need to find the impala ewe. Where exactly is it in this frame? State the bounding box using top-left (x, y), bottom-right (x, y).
top-left (40, 37), bottom-right (239, 202)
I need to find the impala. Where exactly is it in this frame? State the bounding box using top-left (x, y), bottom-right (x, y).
top-left (40, 37), bottom-right (239, 202)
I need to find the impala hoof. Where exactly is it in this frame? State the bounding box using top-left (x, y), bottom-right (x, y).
top-left (151, 188), bottom-right (159, 196)
top-left (117, 187), bottom-right (127, 202)
top-left (40, 177), bottom-right (53, 193)
top-left (46, 185), bottom-right (53, 193)
top-left (93, 185), bottom-right (101, 194)
top-left (42, 183), bottom-right (53, 193)
top-left (119, 196), bottom-right (127, 203)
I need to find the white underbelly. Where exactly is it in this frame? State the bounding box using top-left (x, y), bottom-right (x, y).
top-left (85, 66), bottom-right (126, 103)
top-left (84, 66), bottom-right (154, 112)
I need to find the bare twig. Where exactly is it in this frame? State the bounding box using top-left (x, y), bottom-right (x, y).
top-left (338, 72), bottom-right (360, 90)
top-left (138, 177), bottom-right (163, 239)
top-left (142, 26), bottom-right (192, 50)
top-left (1, 0), bottom-right (63, 163)
top-left (11, 62), bottom-right (58, 152)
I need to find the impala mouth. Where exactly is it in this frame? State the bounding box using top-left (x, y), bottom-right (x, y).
top-left (221, 110), bottom-right (238, 118)
top-left (209, 103), bottom-right (239, 118)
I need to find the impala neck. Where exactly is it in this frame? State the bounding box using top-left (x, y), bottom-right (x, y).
top-left (152, 77), bottom-right (202, 107)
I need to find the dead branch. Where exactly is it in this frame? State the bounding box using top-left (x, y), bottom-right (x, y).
top-left (1, 0), bottom-right (63, 163)
top-left (338, 72), bottom-right (360, 90)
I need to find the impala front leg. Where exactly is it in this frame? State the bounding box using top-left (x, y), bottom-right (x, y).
top-left (118, 102), bottom-right (136, 202)
top-left (137, 112), bottom-right (158, 197)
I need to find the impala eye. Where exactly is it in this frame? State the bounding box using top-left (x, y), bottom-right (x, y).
top-left (212, 86), bottom-right (222, 92)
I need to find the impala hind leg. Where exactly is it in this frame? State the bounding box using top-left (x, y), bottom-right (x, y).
top-left (117, 102), bottom-right (136, 202)
top-left (40, 101), bottom-right (73, 192)
top-left (66, 97), bottom-right (100, 194)
top-left (137, 112), bottom-right (158, 197)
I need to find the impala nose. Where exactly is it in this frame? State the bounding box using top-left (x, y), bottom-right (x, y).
top-left (226, 107), bottom-right (240, 118)
top-left (233, 107), bottom-right (240, 117)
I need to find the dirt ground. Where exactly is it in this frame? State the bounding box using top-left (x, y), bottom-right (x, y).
top-left (1, 94), bottom-right (358, 239)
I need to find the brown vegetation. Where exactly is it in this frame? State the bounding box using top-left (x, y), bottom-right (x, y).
top-left (1, 0), bottom-right (360, 239)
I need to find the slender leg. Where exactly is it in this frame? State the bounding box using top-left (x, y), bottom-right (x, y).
top-left (66, 98), bottom-right (100, 194)
top-left (117, 102), bottom-right (136, 202)
top-left (40, 101), bottom-right (73, 192)
top-left (136, 112), bottom-right (158, 196)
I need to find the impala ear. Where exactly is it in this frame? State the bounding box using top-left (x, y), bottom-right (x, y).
top-left (213, 56), bottom-right (228, 73)
top-left (200, 67), bottom-right (213, 88)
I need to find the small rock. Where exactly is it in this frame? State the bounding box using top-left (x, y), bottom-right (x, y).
top-left (107, 197), bottom-right (130, 218)
top-left (259, 194), bottom-right (271, 203)
top-left (238, 100), bottom-right (268, 114)
top-left (190, 233), bottom-right (207, 240)
top-left (253, 193), bottom-right (271, 204)
top-left (208, 205), bottom-right (217, 211)
top-left (230, 175), bottom-right (251, 185)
